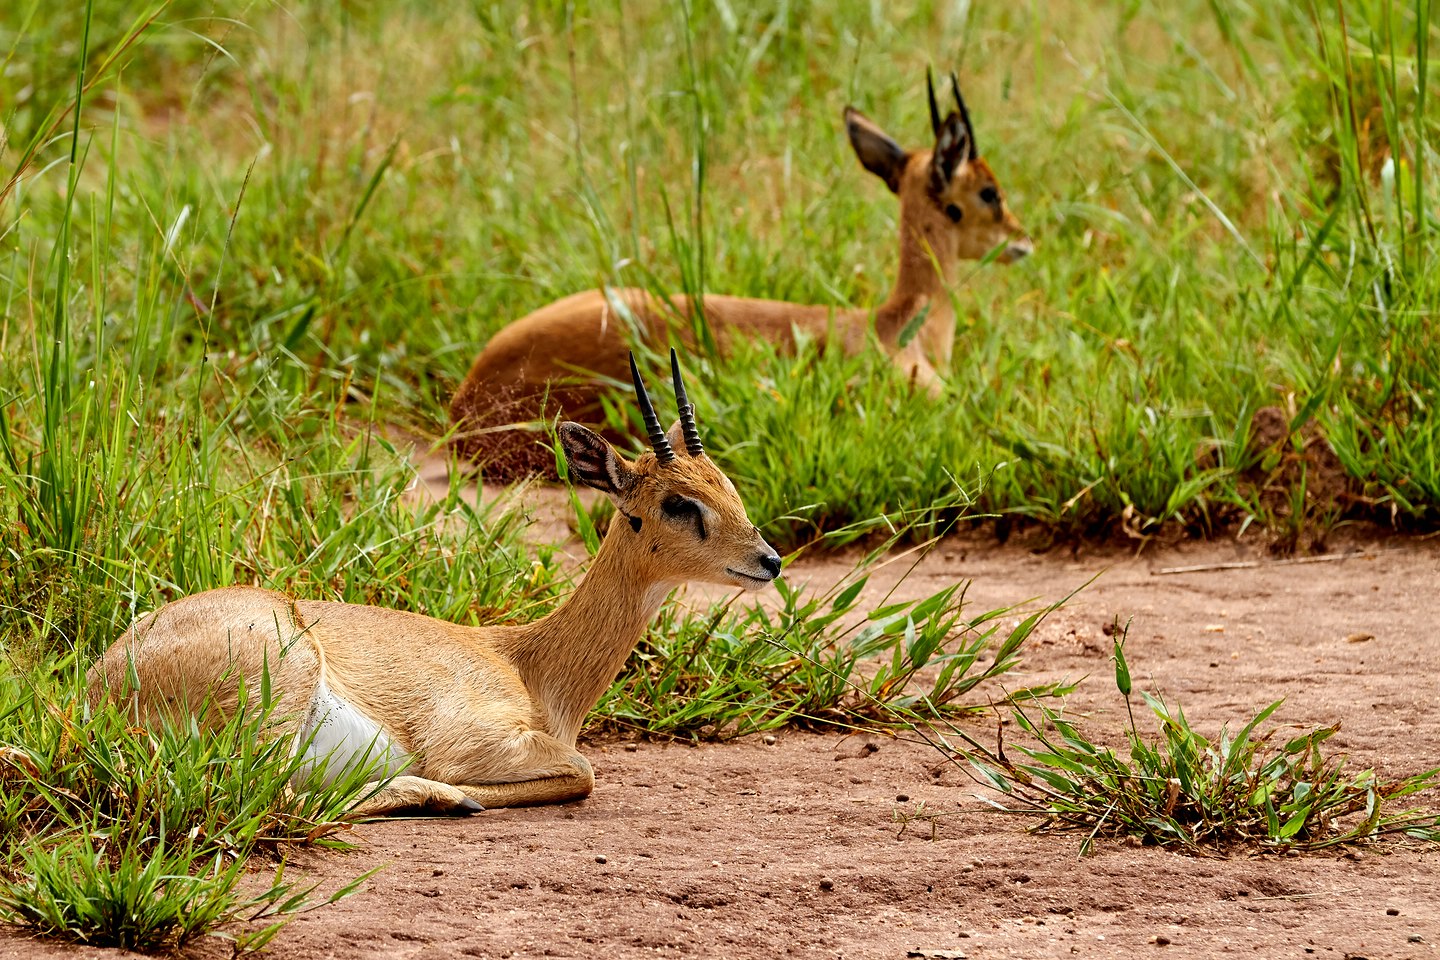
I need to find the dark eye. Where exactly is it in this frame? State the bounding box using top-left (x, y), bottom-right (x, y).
top-left (944, 203), bottom-right (963, 223)
top-left (661, 495), bottom-right (695, 519)
top-left (979, 186), bottom-right (999, 205)
top-left (661, 495), bottom-right (707, 538)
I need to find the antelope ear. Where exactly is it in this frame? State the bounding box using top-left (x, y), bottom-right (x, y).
top-left (930, 111), bottom-right (970, 192)
top-left (559, 422), bottom-right (634, 495)
top-left (664, 420), bottom-right (692, 458)
top-left (845, 107), bottom-right (907, 194)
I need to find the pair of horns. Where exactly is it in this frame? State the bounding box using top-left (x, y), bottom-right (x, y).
top-left (628, 348), bottom-right (703, 463)
top-left (927, 68), bottom-right (978, 162)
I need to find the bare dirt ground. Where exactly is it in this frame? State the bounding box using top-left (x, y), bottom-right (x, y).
top-left (3, 480), bottom-right (1438, 958)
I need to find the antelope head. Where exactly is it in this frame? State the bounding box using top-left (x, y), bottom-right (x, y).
top-left (558, 351), bottom-right (782, 592)
top-left (845, 70), bottom-right (1032, 268)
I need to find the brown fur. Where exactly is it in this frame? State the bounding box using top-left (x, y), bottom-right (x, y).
top-left (450, 90), bottom-right (1031, 480)
top-left (89, 417), bottom-right (780, 815)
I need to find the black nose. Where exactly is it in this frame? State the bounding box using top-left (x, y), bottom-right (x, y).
top-left (757, 553), bottom-right (783, 579)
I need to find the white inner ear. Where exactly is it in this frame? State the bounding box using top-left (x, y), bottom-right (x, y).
top-left (604, 451), bottom-right (625, 491)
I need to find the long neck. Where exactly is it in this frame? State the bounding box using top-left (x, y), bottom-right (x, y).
top-left (495, 525), bottom-right (672, 745)
top-left (873, 213), bottom-right (955, 346)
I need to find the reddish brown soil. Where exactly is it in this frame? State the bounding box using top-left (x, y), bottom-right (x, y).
top-left (4, 528), bottom-right (1438, 959)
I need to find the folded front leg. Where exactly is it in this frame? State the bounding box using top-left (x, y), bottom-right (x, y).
top-left (351, 775), bottom-right (485, 817)
top-left (456, 756), bottom-right (594, 808)
top-left (349, 734), bottom-right (596, 816)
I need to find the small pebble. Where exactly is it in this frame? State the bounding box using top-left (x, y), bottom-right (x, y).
top-left (763, 734), bottom-right (777, 745)
top-left (1152, 935), bottom-right (1171, 946)
top-left (818, 877), bottom-right (835, 891)
top-left (622, 742), bottom-right (638, 752)
top-left (896, 793), bottom-right (910, 802)
top-left (1410, 935), bottom-right (1424, 943)
top-left (1387, 908), bottom-right (1400, 916)
top-left (595, 855), bottom-right (607, 864)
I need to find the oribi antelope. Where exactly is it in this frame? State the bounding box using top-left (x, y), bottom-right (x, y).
top-left (90, 352), bottom-right (780, 814)
top-left (450, 71), bottom-right (1032, 479)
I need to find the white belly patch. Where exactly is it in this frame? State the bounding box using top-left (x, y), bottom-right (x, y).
top-left (294, 681), bottom-right (412, 788)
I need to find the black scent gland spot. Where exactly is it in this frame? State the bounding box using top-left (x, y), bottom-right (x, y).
top-left (628, 514), bottom-right (643, 532)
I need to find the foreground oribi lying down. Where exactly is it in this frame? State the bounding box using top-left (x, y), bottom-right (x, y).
top-left (90, 350), bottom-right (781, 815)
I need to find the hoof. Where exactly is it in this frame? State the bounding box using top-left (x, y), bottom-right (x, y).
top-left (456, 797), bottom-right (486, 815)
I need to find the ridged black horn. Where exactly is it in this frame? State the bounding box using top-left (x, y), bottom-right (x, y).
top-left (926, 68), bottom-right (942, 138)
top-left (950, 71), bottom-right (977, 161)
top-left (629, 352), bottom-right (675, 463)
top-left (670, 348), bottom-right (704, 457)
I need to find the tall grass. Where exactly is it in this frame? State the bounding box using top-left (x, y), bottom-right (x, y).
top-left (7, 2), bottom-right (1437, 551)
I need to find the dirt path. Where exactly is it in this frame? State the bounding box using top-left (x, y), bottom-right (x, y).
top-left (3, 530), bottom-right (1438, 959)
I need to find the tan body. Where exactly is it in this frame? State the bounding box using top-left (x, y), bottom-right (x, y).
top-left (91, 361), bottom-right (781, 815)
top-left (451, 75), bottom-right (1031, 478)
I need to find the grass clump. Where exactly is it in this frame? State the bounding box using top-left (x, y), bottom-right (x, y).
top-left (944, 629), bottom-right (1440, 855)
top-left (594, 533), bottom-right (1076, 739)
top-left (0, 666), bottom-right (378, 951)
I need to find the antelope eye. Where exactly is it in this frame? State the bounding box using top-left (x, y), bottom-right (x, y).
top-left (661, 495), bottom-right (698, 519)
top-left (944, 203), bottom-right (963, 223)
top-left (660, 494), bottom-right (707, 539)
top-left (979, 186), bottom-right (999, 205)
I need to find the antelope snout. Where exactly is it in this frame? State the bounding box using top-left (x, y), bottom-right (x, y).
top-left (727, 546), bottom-right (783, 590)
top-left (1002, 236), bottom-right (1034, 263)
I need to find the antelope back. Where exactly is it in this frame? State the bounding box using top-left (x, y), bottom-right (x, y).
top-left (845, 71), bottom-right (1032, 267)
